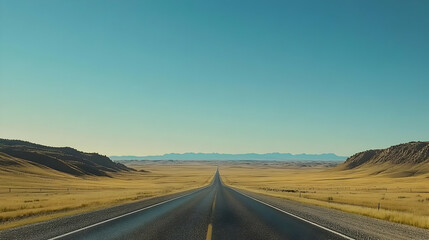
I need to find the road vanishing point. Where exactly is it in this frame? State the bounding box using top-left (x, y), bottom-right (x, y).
top-left (1, 169), bottom-right (354, 240)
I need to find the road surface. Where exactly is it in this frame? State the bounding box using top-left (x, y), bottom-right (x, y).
top-left (0, 170), bottom-right (353, 240)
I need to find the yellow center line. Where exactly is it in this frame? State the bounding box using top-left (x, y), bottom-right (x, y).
top-left (205, 224), bottom-right (213, 240)
top-left (206, 192), bottom-right (217, 240)
top-left (212, 193), bottom-right (217, 213)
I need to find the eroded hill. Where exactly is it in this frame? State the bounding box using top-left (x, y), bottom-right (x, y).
top-left (0, 139), bottom-right (133, 176)
top-left (342, 141), bottom-right (429, 170)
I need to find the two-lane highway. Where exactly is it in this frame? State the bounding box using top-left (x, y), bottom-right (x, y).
top-left (0, 170), bottom-right (353, 240)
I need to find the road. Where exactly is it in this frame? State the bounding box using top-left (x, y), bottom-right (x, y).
top-left (0, 170), bottom-right (353, 240)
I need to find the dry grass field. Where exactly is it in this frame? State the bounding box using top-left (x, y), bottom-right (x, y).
top-left (220, 162), bottom-right (429, 229)
top-left (0, 161), bottom-right (216, 230)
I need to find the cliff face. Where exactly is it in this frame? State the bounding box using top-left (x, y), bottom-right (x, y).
top-left (0, 139), bottom-right (134, 176)
top-left (343, 141), bottom-right (429, 169)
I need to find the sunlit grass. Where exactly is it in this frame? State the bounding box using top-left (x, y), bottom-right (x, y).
top-left (220, 163), bottom-right (429, 229)
top-left (0, 162), bottom-right (216, 230)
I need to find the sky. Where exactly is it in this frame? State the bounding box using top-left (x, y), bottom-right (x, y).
top-left (1, 0), bottom-right (428, 156)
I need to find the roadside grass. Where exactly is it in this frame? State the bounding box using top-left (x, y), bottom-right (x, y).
top-left (0, 162), bottom-right (216, 230)
top-left (219, 163), bottom-right (429, 229)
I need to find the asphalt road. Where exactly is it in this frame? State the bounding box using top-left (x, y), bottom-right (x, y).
top-left (0, 170), bottom-right (353, 240)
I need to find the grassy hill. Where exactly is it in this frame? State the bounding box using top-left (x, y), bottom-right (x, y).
top-left (343, 141), bottom-right (429, 168)
top-left (0, 139), bottom-right (133, 177)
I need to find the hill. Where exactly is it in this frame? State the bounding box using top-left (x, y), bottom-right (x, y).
top-left (0, 139), bottom-right (133, 176)
top-left (342, 141), bottom-right (429, 169)
top-left (110, 152), bottom-right (347, 161)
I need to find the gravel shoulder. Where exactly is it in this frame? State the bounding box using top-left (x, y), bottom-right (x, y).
top-left (235, 188), bottom-right (429, 240)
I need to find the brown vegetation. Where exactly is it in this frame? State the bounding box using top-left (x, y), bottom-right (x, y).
top-left (220, 161), bottom-right (429, 229)
top-left (0, 160), bottom-right (215, 230)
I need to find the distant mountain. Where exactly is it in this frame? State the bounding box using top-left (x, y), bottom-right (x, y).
top-left (0, 139), bottom-right (134, 176)
top-left (110, 152), bottom-right (347, 161)
top-left (342, 141), bottom-right (429, 169)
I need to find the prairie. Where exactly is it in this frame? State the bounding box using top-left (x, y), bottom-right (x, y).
top-left (220, 162), bottom-right (429, 229)
top-left (0, 161), bottom-right (216, 230)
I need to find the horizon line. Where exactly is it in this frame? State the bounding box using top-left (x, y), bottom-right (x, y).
top-left (110, 152), bottom-right (348, 157)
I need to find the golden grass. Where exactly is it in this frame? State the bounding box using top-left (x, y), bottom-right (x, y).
top-left (219, 163), bottom-right (429, 229)
top-left (0, 162), bottom-right (216, 230)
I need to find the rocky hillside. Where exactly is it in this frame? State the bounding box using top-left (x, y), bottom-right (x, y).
top-left (343, 141), bottom-right (429, 169)
top-left (0, 139), bottom-right (134, 176)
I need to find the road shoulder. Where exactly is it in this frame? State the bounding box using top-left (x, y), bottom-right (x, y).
top-left (0, 186), bottom-right (208, 240)
top-left (232, 187), bottom-right (429, 240)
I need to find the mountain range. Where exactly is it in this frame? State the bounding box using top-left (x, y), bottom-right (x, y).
top-left (110, 152), bottom-right (347, 161)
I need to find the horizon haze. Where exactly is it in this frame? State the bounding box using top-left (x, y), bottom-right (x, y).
top-left (110, 152), bottom-right (347, 161)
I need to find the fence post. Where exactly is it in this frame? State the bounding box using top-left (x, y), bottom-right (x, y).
top-left (378, 202), bottom-right (380, 210)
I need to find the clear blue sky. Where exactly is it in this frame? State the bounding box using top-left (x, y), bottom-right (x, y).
top-left (1, 0), bottom-right (428, 156)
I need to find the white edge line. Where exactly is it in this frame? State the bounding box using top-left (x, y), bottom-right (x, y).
top-left (230, 187), bottom-right (355, 240)
top-left (48, 185), bottom-right (210, 240)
